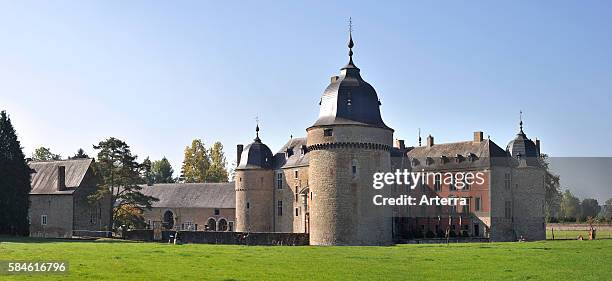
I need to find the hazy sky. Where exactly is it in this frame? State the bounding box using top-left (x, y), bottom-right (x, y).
top-left (1, 1), bottom-right (611, 199)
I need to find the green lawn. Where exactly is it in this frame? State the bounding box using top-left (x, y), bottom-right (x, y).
top-left (1, 237), bottom-right (611, 281)
top-left (547, 229), bottom-right (612, 240)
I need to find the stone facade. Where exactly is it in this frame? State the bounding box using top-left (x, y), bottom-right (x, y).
top-left (28, 159), bottom-right (111, 238)
top-left (235, 169), bottom-right (274, 232)
top-left (233, 36), bottom-right (546, 245)
top-left (307, 125), bottom-right (394, 245)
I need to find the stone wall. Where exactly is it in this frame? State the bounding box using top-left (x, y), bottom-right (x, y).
top-left (235, 169), bottom-right (274, 232)
top-left (307, 125), bottom-right (394, 245)
top-left (29, 194), bottom-right (73, 238)
top-left (122, 230), bottom-right (309, 245)
top-left (177, 231), bottom-right (309, 245)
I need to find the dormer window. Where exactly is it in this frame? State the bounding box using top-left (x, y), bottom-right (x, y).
top-left (411, 158), bottom-right (419, 167)
top-left (440, 155), bottom-right (448, 164)
top-left (286, 147), bottom-right (294, 158)
top-left (455, 154), bottom-right (463, 163)
top-left (468, 153), bottom-right (477, 162)
top-left (324, 128), bottom-right (333, 137)
top-left (426, 157), bottom-right (434, 165)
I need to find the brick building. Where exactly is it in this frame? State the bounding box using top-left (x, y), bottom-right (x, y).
top-left (28, 158), bottom-right (111, 238)
top-left (234, 32), bottom-right (545, 245)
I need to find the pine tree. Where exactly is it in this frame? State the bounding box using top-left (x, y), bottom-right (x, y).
top-left (181, 139), bottom-right (210, 183)
top-left (90, 137), bottom-right (158, 230)
top-left (152, 157), bottom-right (175, 183)
top-left (69, 148), bottom-right (89, 159)
top-left (207, 141), bottom-right (229, 182)
top-left (0, 110), bottom-right (32, 235)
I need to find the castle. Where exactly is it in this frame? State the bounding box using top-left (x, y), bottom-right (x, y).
top-left (234, 32), bottom-right (546, 245)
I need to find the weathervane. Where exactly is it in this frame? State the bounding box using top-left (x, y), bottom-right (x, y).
top-left (519, 110), bottom-right (524, 133)
top-left (255, 116), bottom-right (261, 141)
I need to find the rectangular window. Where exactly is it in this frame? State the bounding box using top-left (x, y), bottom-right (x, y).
top-left (475, 197), bottom-right (481, 211)
top-left (462, 198), bottom-right (470, 213)
top-left (449, 174), bottom-right (456, 191)
top-left (228, 221), bottom-right (234, 232)
top-left (41, 215), bottom-right (47, 226)
top-left (295, 208), bottom-right (299, 217)
top-left (295, 187), bottom-right (299, 201)
top-left (294, 170), bottom-right (299, 179)
top-left (505, 201), bottom-right (512, 219)
top-left (214, 208), bottom-right (220, 215)
top-left (277, 201), bottom-right (283, 216)
top-left (324, 128), bottom-right (333, 136)
top-left (276, 172), bottom-right (283, 189)
top-left (246, 202), bottom-right (250, 209)
top-left (434, 174), bottom-right (441, 192)
top-left (352, 165), bottom-right (357, 176)
top-left (504, 173), bottom-right (511, 189)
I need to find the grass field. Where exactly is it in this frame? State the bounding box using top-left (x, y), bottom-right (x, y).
top-left (1, 237), bottom-right (611, 281)
top-left (547, 229), bottom-right (612, 240)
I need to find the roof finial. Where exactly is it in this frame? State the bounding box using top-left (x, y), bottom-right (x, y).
top-left (519, 110), bottom-right (524, 134)
top-left (418, 128), bottom-right (422, 146)
top-left (255, 116), bottom-right (261, 142)
top-left (348, 17), bottom-right (355, 66)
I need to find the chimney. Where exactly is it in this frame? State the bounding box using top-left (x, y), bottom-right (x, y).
top-left (535, 139), bottom-right (541, 156)
top-left (236, 144), bottom-right (244, 166)
top-left (394, 139), bottom-right (405, 150)
top-left (57, 166), bottom-right (66, 191)
top-left (427, 135), bottom-right (434, 147)
top-left (473, 131), bottom-right (483, 143)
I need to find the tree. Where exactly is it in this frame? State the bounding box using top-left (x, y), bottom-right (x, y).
top-left (599, 198), bottom-right (612, 222)
top-left (0, 110), bottom-right (32, 235)
top-left (207, 141), bottom-right (229, 182)
top-left (31, 146), bottom-right (61, 161)
top-left (181, 139), bottom-right (210, 183)
top-left (540, 154), bottom-right (562, 222)
top-left (580, 198), bottom-right (601, 221)
top-left (141, 157), bottom-right (153, 185)
top-left (69, 148), bottom-right (89, 159)
top-left (90, 137), bottom-right (158, 230)
top-left (560, 190), bottom-right (580, 222)
top-left (152, 157), bottom-right (175, 183)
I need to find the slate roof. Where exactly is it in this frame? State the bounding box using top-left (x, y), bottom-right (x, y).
top-left (309, 39), bottom-right (392, 131)
top-left (236, 139), bottom-right (273, 170)
top-left (28, 158), bottom-right (93, 195)
top-left (406, 139), bottom-right (509, 170)
top-left (139, 182), bottom-right (235, 209)
top-left (272, 137), bottom-right (310, 169)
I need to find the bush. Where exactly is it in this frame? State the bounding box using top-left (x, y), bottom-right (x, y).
top-left (413, 230), bottom-right (424, 239)
top-left (461, 230), bottom-right (469, 237)
top-left (449, 230), bottom-right (457, 238)
top-left (425, 230), bottom-right (435, 238)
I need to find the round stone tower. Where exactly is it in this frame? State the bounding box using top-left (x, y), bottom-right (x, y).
top-left (235, 125), bottom-right (275, 233)
top-left (306, 32), bottom-right (394, 245)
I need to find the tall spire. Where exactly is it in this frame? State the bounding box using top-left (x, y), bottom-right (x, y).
top-left (418, 128), bottom-right (422, 146)
top-left (254, 117), bottom-right (261, 142)
top-left (518, 110), bottom-right (525, 135)
top-left (348, 17), bottom-right (354, 66)
top-left (343, 17), bottom-right (358, 69)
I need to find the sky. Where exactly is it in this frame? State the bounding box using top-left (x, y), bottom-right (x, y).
top-left (1, 1), bottom-right (611, 200)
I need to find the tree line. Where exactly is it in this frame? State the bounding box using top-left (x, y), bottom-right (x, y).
top-left (542, 154), bottom-right (612, 223)
top-left (0, 109), bottom-right (230, 235)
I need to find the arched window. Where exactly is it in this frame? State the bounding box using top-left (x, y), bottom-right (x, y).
top-left (207, 218), bottom-right (217, 231)
top-left (163, 210), bottom-right (174, 230)
top-left (218, 219), bottom-right (228, 231)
